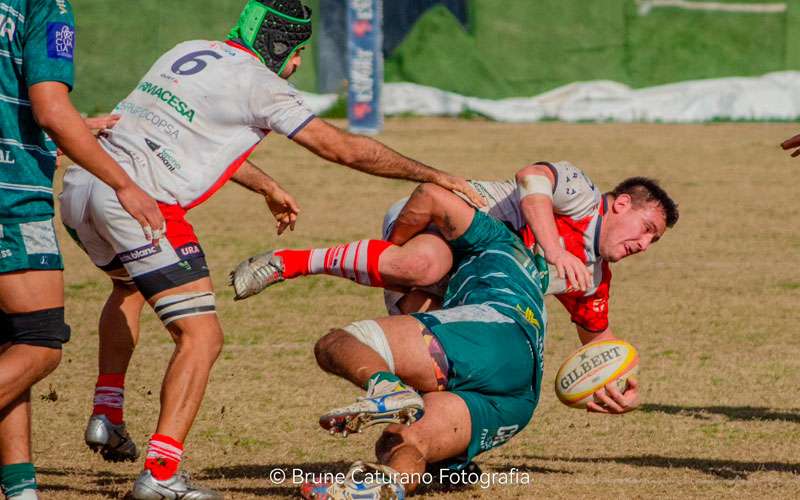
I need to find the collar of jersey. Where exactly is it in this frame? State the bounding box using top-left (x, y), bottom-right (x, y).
top-left (225, 39), bottom-right (260, 60)
top-left (593, 195), bottom-right (608, 259)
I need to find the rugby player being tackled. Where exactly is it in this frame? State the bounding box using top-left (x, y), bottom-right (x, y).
top-left (59, 1), bottom-right (483, 498)
top-left (232, 164), bottom-right (678, 498)
top-left (232, 162), bottom-right (679, 411)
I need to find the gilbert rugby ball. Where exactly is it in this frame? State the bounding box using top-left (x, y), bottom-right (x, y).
top-left (554, 340), bottom-right (639, 408)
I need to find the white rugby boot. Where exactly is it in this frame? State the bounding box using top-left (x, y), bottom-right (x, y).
top-left (319, 378), bottom-right (424, 436)
top-left (300, 461), bottom-right (405, 500)
top-left (131, 470), bottom-right (222, 500)
top-left (84, 414), bottom-right (139, 462)
top-left (228, 250), bottom-right (285, 300)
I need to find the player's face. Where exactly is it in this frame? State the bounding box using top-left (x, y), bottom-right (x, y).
top-left (599, 195), bottom-right (667, 263)
top-left (280, 48), bottom-right (304, 78)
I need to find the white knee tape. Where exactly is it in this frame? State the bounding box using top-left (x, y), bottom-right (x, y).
top-left (153, 292), bottom-right (216, 326)
top-left (342, 320), bottom-right (396, 373)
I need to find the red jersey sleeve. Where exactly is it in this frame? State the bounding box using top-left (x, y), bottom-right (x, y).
top-left (555, 261), bottom-right (612, 333)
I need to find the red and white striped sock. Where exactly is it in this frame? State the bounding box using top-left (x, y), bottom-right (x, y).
top-left (92, 373), bottom-right (125, 425)
top-left (144, 434), bottom-right (183, 481)
top-left (276, 240), bottom-right (393, 287)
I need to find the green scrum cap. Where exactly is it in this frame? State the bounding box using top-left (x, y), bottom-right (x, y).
top-left (228, 0), bottom-right (312, 75)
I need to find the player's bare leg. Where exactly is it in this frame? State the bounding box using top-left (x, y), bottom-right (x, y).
top-left (0, 271), bottom-right (64, 409)
top-left (302, 354), bottom-right (471, 499)
top-left (85, 276), bottom-right (145, 462)
top-left (130, 276), bottom-right (223, 500)
top-left (0, 390), bottom-right (31, 462)
top-left (375, 391), bottom-right (472, 495)
top-left (149, 279), bottom-right (223, 442)
top-left (314, 316), bottom-right (440, 436)
top-left (0, 271), bottom-right (65, 498)
top-left (98, 277), bottom-right (145, 375)
top-left (315, 316), bottom-right (438, 391)
top-left (230, 230), bottom-right (453, 301)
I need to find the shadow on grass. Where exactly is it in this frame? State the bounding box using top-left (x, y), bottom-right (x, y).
top-left (524, 455), bottom-right (800, 480)
top-left (37, 467), bottom-right (133, 498)
top-left (640, 404), bottom-right (800, 423)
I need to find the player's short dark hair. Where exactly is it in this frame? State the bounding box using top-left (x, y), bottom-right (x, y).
top-left (608, 177), bottom-right (679, 227)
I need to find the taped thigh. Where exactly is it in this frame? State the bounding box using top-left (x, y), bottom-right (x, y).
top-left (153, 291), bottom-right (216, 326)
top-left (342, 319), bottom-right (395, 373)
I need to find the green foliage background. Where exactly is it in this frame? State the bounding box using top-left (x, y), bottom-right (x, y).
top-left (71, 0), bottom-right (319, 114)
top-left (386, 0), bottom-right (798, 98)
top-left (70, 0), bottom-right (800, 112)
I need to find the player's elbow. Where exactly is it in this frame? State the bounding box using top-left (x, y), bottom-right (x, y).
top-left (31, 102), bottom-right (61, 133)
top-left (515, 163), bottom-right (550, 183)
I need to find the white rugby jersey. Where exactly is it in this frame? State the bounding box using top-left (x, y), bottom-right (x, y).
top-left (384, 162), bottom-right (612, 331)
top-left (473, 162), bottom-right (612, 332)
top-left (96, 40), bottom-right (314, 208)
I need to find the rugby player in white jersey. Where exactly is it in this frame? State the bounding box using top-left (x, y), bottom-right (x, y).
top-left (58, 1), bottom-right (483, 498)
top-left (232, 161), bottom-right (680, 415)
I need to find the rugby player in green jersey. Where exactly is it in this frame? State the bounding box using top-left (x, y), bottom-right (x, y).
top-left (0, 1), bottom-right (162, 498)
top-left (300, 183), bottom-right (548, 499)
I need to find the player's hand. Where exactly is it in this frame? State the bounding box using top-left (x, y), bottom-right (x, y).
top-left (84, 114), bottom-right (120, 131)
top-left (434, 173), bottom-right (486, 208)
top-left (547, 248), bottom-right (592, 292)
top-left (265, 183), bottom-right (300, 235)
top-left (115, 183), bottom-right (166, 242)
top-left (781, 133), bottom-right (800, 157)
top-left (586, 377), bottom-right (640, 414)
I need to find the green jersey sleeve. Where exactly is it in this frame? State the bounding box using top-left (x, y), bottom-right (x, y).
top-left (22, 0), bottom-right (75, 90)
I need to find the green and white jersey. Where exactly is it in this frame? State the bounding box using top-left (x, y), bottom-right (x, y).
top-left (0, 0), bottom-right (75, 222)
top-left (443, 211), bottom-right (548, 360)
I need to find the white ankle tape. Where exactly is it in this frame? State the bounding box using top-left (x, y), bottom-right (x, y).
top-left (343, 320), bottom-right (395, 373)
top-left (153, 292), bottom-right (216, 326)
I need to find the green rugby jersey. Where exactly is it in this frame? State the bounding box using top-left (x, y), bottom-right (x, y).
top-left (442, 211), bottom-right (548, 360)
top-left (0, 0), bottom-right (74, 222)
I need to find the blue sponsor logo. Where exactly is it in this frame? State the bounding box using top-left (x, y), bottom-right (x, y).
top-left (118, 244), bottom-right (160, 264)
top-left (47, 23), bottom-right (74, 60)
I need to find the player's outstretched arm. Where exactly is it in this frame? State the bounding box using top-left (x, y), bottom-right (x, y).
top-left (231, 161), bottom-right (300, 235)
top-left (516, 164), bottom-right (592, 291)
top-left (291, 118), bottom-right (486, 207)
top-left (389, 183), bottom-right (476, 245)
top-left (29, 82), bottom-right (164, 240)
top-left (781, 133), bottom-right (800, 157)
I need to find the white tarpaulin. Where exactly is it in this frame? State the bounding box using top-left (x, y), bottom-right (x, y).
top-left (301, 71), bottom-right (800, 123)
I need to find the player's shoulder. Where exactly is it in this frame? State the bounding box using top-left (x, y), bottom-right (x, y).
top-left (548, 161), bottom-right (597, 189)
top-left (26, 0), bottom-right (74, 15)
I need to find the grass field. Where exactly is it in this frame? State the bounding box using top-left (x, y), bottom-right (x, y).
top-left (37, 119), bottom-right (800, 498)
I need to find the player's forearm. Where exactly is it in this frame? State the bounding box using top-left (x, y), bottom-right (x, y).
top-left (520, 196), bottom-right (563, 256)
top-left (231, 161), bottom-right (276, 196)
top-left (344, 134), bottom-right (445, 184)
top-left (31, 93), bottom-right (133, 191)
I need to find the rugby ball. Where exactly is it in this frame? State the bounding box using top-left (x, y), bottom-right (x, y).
top-left (554, 340), bottom-right (639, 408)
